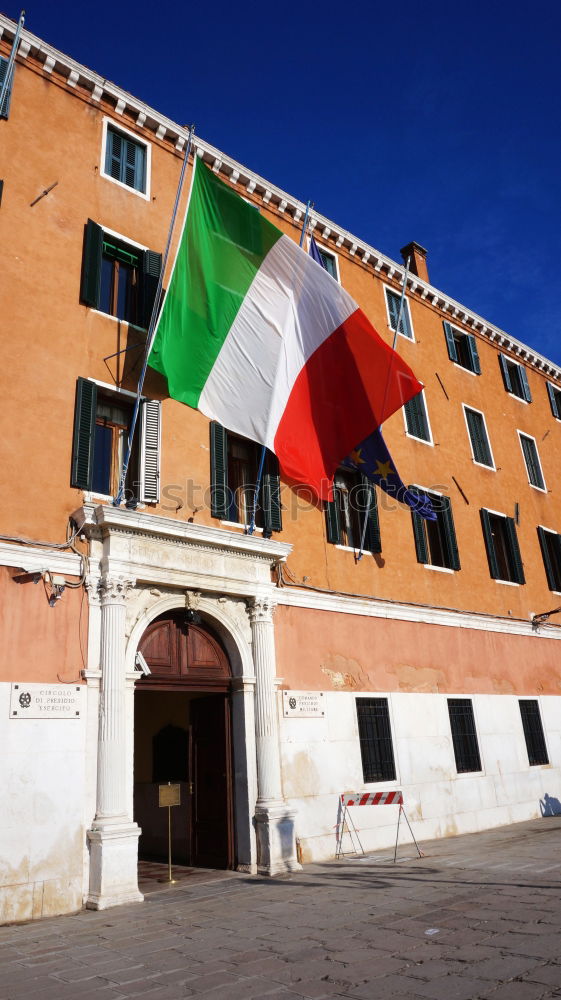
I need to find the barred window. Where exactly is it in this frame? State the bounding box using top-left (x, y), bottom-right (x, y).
top-left (448, 699), bottom-right (482, 773)
top-left (356, 698), bottom-right (396, 782)
top-left (519, 700), bottom-right (549, 766)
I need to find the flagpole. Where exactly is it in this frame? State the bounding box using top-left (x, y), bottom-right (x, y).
top-left (113, 125), bottom-right (195, 507)
top-left (356, 256), bottom-right (410, 560)
top-left (0, 10), bottom-right (25, 113)
top-left (247, 199), bottom-right (313, 535)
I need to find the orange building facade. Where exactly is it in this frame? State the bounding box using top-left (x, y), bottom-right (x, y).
top-left (1, 13), bottom-right (561, 922)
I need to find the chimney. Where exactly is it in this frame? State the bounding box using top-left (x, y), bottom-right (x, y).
top-left (400, 241), bottom-right (429, 283)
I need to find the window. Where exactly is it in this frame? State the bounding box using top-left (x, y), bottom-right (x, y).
top-left (356, 698), bottom-right (396, 782)
top-left (71, 378), bottom-right (161, 502)
top-left (448, 699), bottom-right (482, 773)
top-left (443, 321), bottom-right (481, 374)
top-left (81, 220), bottom-right (161, 328)
top-left (209, 422), bottom-right (282, 534)
top-left (325, 469), bottom-right (380, 553)
top-left (316, 246), bottom-right (338, 281)
top-left (0, 55), bottom-right (14, 119)
top-left (546, 382), bottom-right (561, 419)
top-left (519, 433), bottom-right (545, 490)
top-left (499, 354), bottom-right (532, 402)
top-left (404, 390), bottom-right (431, 443)
top-left (480, 509), bottom-right (525, 584)
top-left (385, 287), bottom-right (413, 340)
top-left (519, 701), bottom-right (549, 766)
top-left (537, 527), bottom-right (561, 592)
top-left (464, 406), bottom-right (494, 468)
top-left (410, 490), bottom-right (460, 570)
top-left (102, 123), bottom-right (148, 195)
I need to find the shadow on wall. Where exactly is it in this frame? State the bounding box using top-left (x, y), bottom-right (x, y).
top-left (540, 793), bottom-right (561, 816)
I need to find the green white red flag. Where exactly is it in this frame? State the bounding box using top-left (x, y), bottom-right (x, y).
top-left (149, 159), bottom-right (422, 500)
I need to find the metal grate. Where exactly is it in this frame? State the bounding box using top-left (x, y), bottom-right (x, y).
top-left (519, 700), bottom-right (549, 766)
top-left (447, 699), bottom-right (482, 773)
top-left (356, 698), bottom-right (396, 782)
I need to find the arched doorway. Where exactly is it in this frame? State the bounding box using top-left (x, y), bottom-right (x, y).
top-left (133, 610), bottom-right (234, 870)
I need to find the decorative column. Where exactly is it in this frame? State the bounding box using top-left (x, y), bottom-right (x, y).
top-left (86, 574), bottom-right (143, 910)
top-left (248, 596), bottom-right (300, 875)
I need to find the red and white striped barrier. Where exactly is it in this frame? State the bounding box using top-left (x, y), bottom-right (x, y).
top-left (341, 790), bottom-right (403, 807)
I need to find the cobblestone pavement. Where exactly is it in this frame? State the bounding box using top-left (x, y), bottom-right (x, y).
top-left (1, 817), bottom-right (561, 1000)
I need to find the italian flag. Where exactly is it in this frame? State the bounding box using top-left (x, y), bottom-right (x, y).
top-left (149, 159), bottom-right (422, 500)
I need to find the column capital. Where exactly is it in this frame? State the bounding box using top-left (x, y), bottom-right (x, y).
top-left (247, 595), bottom-right (277, 624)
top-left (99, 574), bottom-right (136, 606)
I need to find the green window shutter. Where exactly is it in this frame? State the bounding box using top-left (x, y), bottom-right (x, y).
top-left (262, 454), bottom-right (282, 534)
top-left (499, 354), bottom-right (513, 393)
top-left (520, 435), bottom-right (544, 489)
top-left (505, 516), bottom-right (525, 584)
top-left (139, 399), bottom-right (161, 503)
top-left (465, 408), bottom-right (492, 466)
top-left (480, 509), bottom-right (500, 579)
top-left (547, 382), bottom-right (560, 419)
top-left (466, 334), bottom-right (481, 375)
top-left (360, 477), bottom-right (381, 553)
top-left (405, 392), bottom-right (429, 440)
top-left (81, 219), bottom-right (103, 307)
top-left (0, 56), bottom-right (13, 119)
top-left (537, 527), bottom-right (558, 591)
top-left (106, 128), bottom-right (122, 180)
top-left (71, 378), bottom-right (97, 489)
top-left (443, 321), bottom-right (458, 363)
top-left (210, 421), bottom-right (228, 519)
top-left (519, 365), bottom-right (532, 402)
top-left (386, 290), bottom-right (400, 330)
top-left (409, 487), bottom-right (429, 563)
top-left (325, 496), bottom-right (341, 544)
top-left (139, 250), bottom-right (162, 329)
top-left (441, 496), bottom-right (460, 571)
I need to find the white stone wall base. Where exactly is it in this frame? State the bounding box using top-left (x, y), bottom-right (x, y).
top-left (255, 802), bottom-right (302, 876)
top-left (86, 822), bottom-right (143, 910)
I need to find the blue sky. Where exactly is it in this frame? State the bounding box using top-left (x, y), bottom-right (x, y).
top-left (18, 1), bottom-right (561, 364)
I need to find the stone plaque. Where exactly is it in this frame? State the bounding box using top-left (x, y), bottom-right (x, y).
top-left (10, 683), bottom-right (83, 719)
top-left (159, 783), bottom-right (181, 807)
top-left (282, 690), bottom-right (325, 718)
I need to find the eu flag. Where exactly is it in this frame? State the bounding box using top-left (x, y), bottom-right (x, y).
top-left (342, 428), bottom-right (436, 520)
top-left (307, 237), bottom-right (435, 523)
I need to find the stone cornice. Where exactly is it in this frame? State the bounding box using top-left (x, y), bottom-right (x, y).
top-left (1, 13), bottom-right (560, 383)
top-left (0, 539), bottom-right (81, 576)
top-left (276, 585), bottom-right (561, 640)
top-left (77, 503), bottom-right (292, 563)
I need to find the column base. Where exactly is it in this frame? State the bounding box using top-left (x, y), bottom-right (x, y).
top-left (86, 821), bottom-right (144, 910)
top-left (254, 802), bottom-right (302, 876)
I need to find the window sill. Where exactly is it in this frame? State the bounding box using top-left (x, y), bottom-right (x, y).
top-left (335, 544), bottom-right (372, 555)
top-left (507, 393), bottom-right (529, 404)
top-left (423, 563), bottom-right (454, 573)
top-left (220, 520), bottom-right (263, 534)
top-left (100, 168), bottom-right (150, 201)
top-left (453, 362), bottom-right (478, 376)
top-left (89, 309), bottom-right (148, 333)
top-left (390, 327), bottom-right (415, 343)
top-left (472, 460), bottom-right (496, 470)
top-left (83, 491), bottom-right (150, 508)
top-left (494, 578), bottom-right (521, 586)
top-left (405, 431), bottom-right (433, 446)
top-left (528, 483), bottom-right (547, 493)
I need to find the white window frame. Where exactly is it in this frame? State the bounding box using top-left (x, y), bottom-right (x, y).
top-left (90, 224), bottom-right (150, 329)
top-left (482, 507), bottom-right (522, 587)
top-left (462, 404), bottom-right (496, 470)
top-left (100, 116), bottom-right (151, 201)
top-left (518, 696), bottom-right (552, 770)
top-left (448, 323), bottom-right (479, 376)
top-left (383, 284), bottom-right (415, 342)
top-left (309, 240), bottom-right (341, 283)
top-left (402, 388), bottom-right (434, 446)
top-left (547, 382), bottom-right (561, 421)
top-left (538, 525), bottom-right (561, 595)
top-left (518, 430), bottom-right (547, 493)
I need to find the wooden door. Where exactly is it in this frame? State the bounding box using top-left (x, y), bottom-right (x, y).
top-left (191, 695), bottom-right (234, 869)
